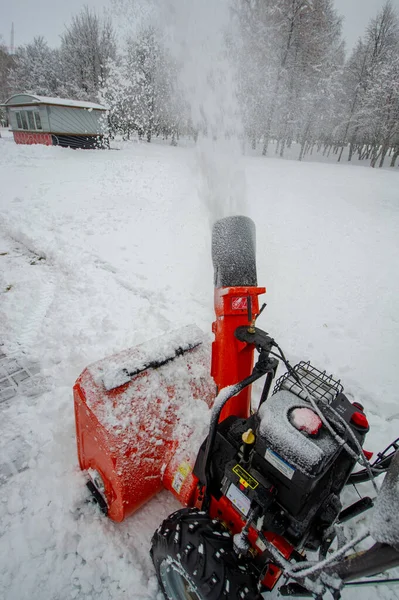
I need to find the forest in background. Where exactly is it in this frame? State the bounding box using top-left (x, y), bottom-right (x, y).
top-left (1, 0), bottom-right (399, 168)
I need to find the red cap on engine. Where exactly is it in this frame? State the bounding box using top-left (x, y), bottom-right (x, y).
top-left (291, 407), bottom-right (323, 436)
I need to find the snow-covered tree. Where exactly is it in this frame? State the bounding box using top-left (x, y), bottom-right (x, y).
top-left (294, 0), bottom-right (344, 160)
top-left (99, 27), bottom-right (187, 142)
top-left (60, 7), bottom-right (116, 100)
top-left (336, 1), bottom-right (399, 165)
top-left (0, 40), bottom-right (15, 104)
top-left (236, 0), bottom-right (345, 158)
top-left (8, 37), bottom-right (59, 96)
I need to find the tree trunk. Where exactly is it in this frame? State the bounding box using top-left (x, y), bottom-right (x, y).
top-left (262, 120), bottom-right (272, 156)
top-left (390, 148), bottom-right (399, 167)
top-left (280, 138), bottom-right (286, 158)
top-left (338, 144), bottom-right (345, 162)
top-left (370, 146), bottom-right (381, 168)
top-left (379, 144), bottom-right (389, 168)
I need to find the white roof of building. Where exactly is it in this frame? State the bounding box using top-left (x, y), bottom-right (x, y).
top-left (4, 94), bottom-right (108, 111)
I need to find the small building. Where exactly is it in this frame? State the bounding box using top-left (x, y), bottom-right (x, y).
top-left (2, 94), bottom-right (108, 149)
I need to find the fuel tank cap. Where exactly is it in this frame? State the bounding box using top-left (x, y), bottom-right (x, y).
top-left (289, 407), bottom-right (323, 436)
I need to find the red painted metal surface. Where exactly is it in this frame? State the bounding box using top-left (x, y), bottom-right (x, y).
top-left (13, 131), bottom-right (52, 146)
top-left (212, 286), bottom-right (266, 421)
top-left (74, 340), bottom-right (214, 522)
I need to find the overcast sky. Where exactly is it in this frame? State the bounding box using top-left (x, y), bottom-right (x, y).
top-left (2, 0), bottom-right (399, 52)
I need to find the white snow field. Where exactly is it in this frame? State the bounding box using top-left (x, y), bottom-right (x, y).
top-left (0, 131), bottom-right (398, 600)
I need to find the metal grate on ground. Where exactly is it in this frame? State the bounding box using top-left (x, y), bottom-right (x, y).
top-left (0, 345), bottom-right (41, 403)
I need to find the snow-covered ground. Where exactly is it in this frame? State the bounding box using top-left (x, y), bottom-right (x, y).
top-left (0, 129), bottom-right (398, 600)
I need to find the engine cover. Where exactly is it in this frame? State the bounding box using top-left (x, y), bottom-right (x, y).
top-left (257, 390), bottom-right (340, 479)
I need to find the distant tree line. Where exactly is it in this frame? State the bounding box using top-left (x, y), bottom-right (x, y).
top-left (236, 0), bottom-right (399, 167)
top-left (0, 1), bottom-right (398, 167)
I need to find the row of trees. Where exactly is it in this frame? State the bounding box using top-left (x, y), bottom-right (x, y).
top-left (0, 1), bottom-right (398, 166)
top-left (236, 0), bottom-right (399, 166)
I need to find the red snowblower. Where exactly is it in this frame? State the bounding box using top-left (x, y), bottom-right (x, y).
top-left (74, 216), bottom-right (399, 599)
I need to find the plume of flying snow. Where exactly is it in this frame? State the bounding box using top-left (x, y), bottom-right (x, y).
top-left (111, 0), bottom-right (248, 225)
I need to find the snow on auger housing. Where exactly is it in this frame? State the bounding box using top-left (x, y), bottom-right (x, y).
top-left (74, 216), bottom-right (399, 599)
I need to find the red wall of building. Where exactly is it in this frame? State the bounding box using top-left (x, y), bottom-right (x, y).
top-left (13, 132), bottom-right (53, 146)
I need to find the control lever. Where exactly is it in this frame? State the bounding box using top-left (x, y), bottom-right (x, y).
top-left (247, 296), bottom-right (267, 334)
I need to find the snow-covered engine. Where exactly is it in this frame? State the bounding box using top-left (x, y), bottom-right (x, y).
top-left (195, 363), bottom-right (369, 550)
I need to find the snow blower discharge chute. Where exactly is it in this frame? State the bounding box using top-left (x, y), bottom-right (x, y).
top-left (74, 216), bottom-right (399, 600)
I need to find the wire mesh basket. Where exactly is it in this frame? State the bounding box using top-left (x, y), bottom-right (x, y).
top-left (273, 361), bottom-right (343, 404)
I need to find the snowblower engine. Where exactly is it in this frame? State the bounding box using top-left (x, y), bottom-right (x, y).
top-left (194, 365), bottom-right (369, 552)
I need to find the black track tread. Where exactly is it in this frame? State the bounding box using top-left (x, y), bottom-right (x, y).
top-left (151, 508), bottom-right (262, 600)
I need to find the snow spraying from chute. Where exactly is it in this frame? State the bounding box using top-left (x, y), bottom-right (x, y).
top-left (112, 0), bottom-right (248, 226)
top-left (159, 0), bottom-right (248, 226)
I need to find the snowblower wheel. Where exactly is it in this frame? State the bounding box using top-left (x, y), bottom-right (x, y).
top-left (151, 508), bottom-right (262, 600)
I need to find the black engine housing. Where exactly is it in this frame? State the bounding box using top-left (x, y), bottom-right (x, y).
top-left (194, 387), bottom-right (367, 550)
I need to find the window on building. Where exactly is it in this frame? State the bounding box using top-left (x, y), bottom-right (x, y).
top-left (14, 109), bottom-right (43, 131)
top-left (34, 112), bottom-right (42, 130)
top-left (20, 111), bottom-right (28, 130)
top-left (27, 111), bottom-right (35, 130)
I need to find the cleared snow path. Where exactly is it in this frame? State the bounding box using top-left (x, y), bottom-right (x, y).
top-left (0, 136), bottom-right (398, 600)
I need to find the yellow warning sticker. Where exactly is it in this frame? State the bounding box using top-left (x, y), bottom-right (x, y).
top-left (232, 464), bottom-right (259, 490)
top-left (171, 462), bottom-right (192, 494)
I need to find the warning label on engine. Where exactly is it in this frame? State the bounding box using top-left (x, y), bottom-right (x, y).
top-left (227, 483), bottom-right (251, 516)
top-left (232, 464), bottom-right (259, 489)
top-left (265, 449), bottom-right (295, 480)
